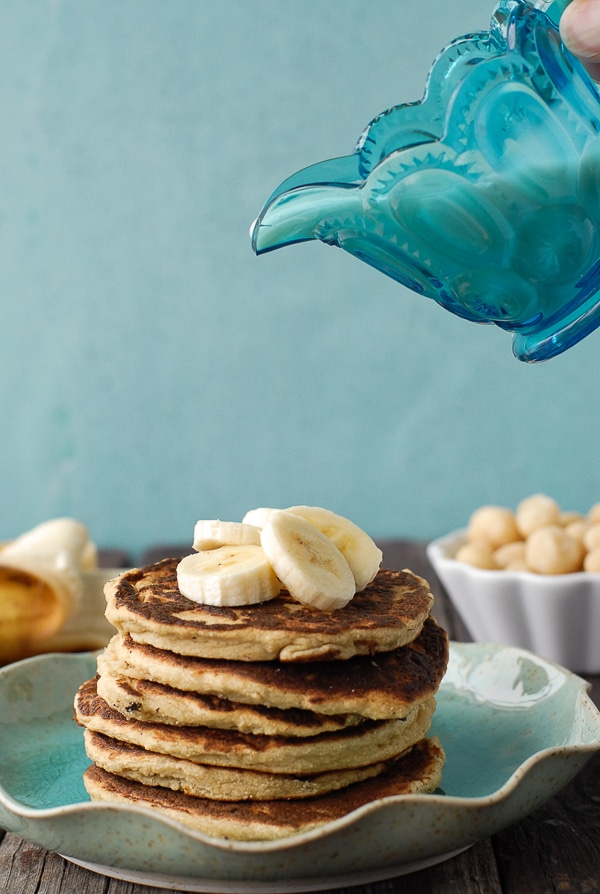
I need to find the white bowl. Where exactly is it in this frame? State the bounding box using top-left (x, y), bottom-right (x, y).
top-left (427, 529), bottom-right (600, 673)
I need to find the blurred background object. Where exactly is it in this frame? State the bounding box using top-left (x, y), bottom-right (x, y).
top-left (0, 518), bottom-right (124, 663)
top-left (1, 0), bottom-right (600, 560)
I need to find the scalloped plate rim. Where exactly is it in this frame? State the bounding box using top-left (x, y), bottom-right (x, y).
top-left (0, 642), bottom-right (598, 882)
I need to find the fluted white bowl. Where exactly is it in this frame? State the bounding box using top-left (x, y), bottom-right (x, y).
top-left (427, 529), bottom-right (600, 673)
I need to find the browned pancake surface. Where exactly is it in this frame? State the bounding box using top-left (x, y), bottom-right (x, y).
top-left (75, 677), bottom-right (435, 774)
top-left (83, 736), bottom-right (445, 840)
top-left (96, 672), bottom-right (365, 735)
top-left (83, 730), bottom-right (393, 801)
top-left (99, 616), bottom-right (449, 720)
top-left (104, 561), bottom-right (435, 662)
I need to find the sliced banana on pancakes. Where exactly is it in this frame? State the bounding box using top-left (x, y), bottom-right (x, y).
top-left (192, 520), bottom-right (261, 551)
top-left (260, 511), bottom-right (355, 611)
top-left (178, 505), bottom-right (382, 611)
top-left (177, 545), bottom-right (280, 607)
top-left (241, 508), bottom-right (279, 529)
top-left (285, 505), bottom-right (383, 591)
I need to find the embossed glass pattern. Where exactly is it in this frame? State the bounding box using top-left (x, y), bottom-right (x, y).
top-left (251, 0), bottom-right (600, 361)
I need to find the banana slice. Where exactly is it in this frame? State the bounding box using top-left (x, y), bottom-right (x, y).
top-left (192, 520), bottom-right (260, 551)
top-left (260, 511), bottom-right (355, 611)
top-left (241, 508), bottom-right (280, 529)
top-left (177, 545), bottom-right (280, 606)
top-left (285, 505), bottom-right (382, 591)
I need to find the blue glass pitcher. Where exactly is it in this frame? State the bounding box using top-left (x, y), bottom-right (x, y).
top-left (251, 0), bottom-right (600, 362)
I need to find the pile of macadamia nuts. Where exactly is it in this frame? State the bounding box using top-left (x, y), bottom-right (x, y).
top-left (456, 494), bottom-right (600, 575)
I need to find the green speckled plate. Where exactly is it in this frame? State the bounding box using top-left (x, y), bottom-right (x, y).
top-left (0, 643), bottom-right (598, 892)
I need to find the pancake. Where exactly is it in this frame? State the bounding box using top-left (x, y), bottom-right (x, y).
top-left (97, 616), bottom-right (448, 721)
top-left (96, 672), bottom-right (365, 736)
top-left (75, 676), bottom-right (436, 774)
top-left (83, 536), bottom-right (449, 841)
top-left (104, 561), bottom-right (435, 662)
top-left (83, 730), bottom-right (396, 801)
top-left (83, 736), bottom-right (446, 841)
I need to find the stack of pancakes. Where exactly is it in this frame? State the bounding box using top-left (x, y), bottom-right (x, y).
top-left (74, 559), bottom-right (449, 841)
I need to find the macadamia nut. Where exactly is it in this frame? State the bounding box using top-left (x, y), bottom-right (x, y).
top-left (565, 519), bottom-right (588, 544)
top-left (455, 495), bottom-right (600, 575)
top-left (559, 510), bottom-right (584, 526)
top-left (494, 541), bottom-right (526, 568)
top-left (467, 505), bottom-right (520, 550)
top-left (516, 494), bottom-right (560, 538)
top-left (525, 526), bottom-right (584, 575)
top-left (584, 548), bottom-right (600, 572)
top-left (505, 558), bottom-right (530, 571)
top-left (583, 523), bottom-right (600, 552)
top-left (455, 541), bottom-right (498, 570)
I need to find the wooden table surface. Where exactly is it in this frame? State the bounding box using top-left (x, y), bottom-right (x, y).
top-left (1, 540), bottom-right (599, 894)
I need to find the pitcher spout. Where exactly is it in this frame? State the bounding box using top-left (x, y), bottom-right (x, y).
top-left (251, 154), bottom-right (363, 254)
top-left (251, 186), bottom-right (363, 254)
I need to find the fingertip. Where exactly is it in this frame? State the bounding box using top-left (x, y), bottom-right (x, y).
top-left (560, 0), bottom-right (600, 63)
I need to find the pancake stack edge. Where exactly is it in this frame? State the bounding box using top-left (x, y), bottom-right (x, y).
top-left (74, 558), bottom-right (449, 841)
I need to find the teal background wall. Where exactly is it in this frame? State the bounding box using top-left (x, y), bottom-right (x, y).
top-left (1, 0), bottom-right (599, 559)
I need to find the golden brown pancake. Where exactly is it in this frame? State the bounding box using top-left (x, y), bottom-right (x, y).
top-left (83, 736), bottom-right (445, 840)
top-left (75, 676), bottom-right (435, 774)
top-left (104, 561), bottom-right (435, 662)
top-left (83, 551), bottom-right (449, 841)
top-left (96, 672), bottom-right (365, 736)
top-left (83, 730), bottom-right (397, 801)
top-left (98, 616), bottom-right (448, 720)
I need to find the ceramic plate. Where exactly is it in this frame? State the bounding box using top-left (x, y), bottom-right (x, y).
top-left (0, 644), bottom-right (599, 892)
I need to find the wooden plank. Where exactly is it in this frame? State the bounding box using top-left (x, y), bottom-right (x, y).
top-left (492, 753), bottom-right (600, 894)
top-left (38, 852), bottom-right (110, 894)
top-left (348, 840), bottom-right (504, 894)
top-left (0, 834), bottom-right (46, 894)
top-left (56, 855), bottom-right (165, 894)
top-left (0, 836), bottom-right (180, 893)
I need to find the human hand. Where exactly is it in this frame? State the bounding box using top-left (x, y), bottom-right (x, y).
top-left (560, 0), bottom-right (600, 79)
